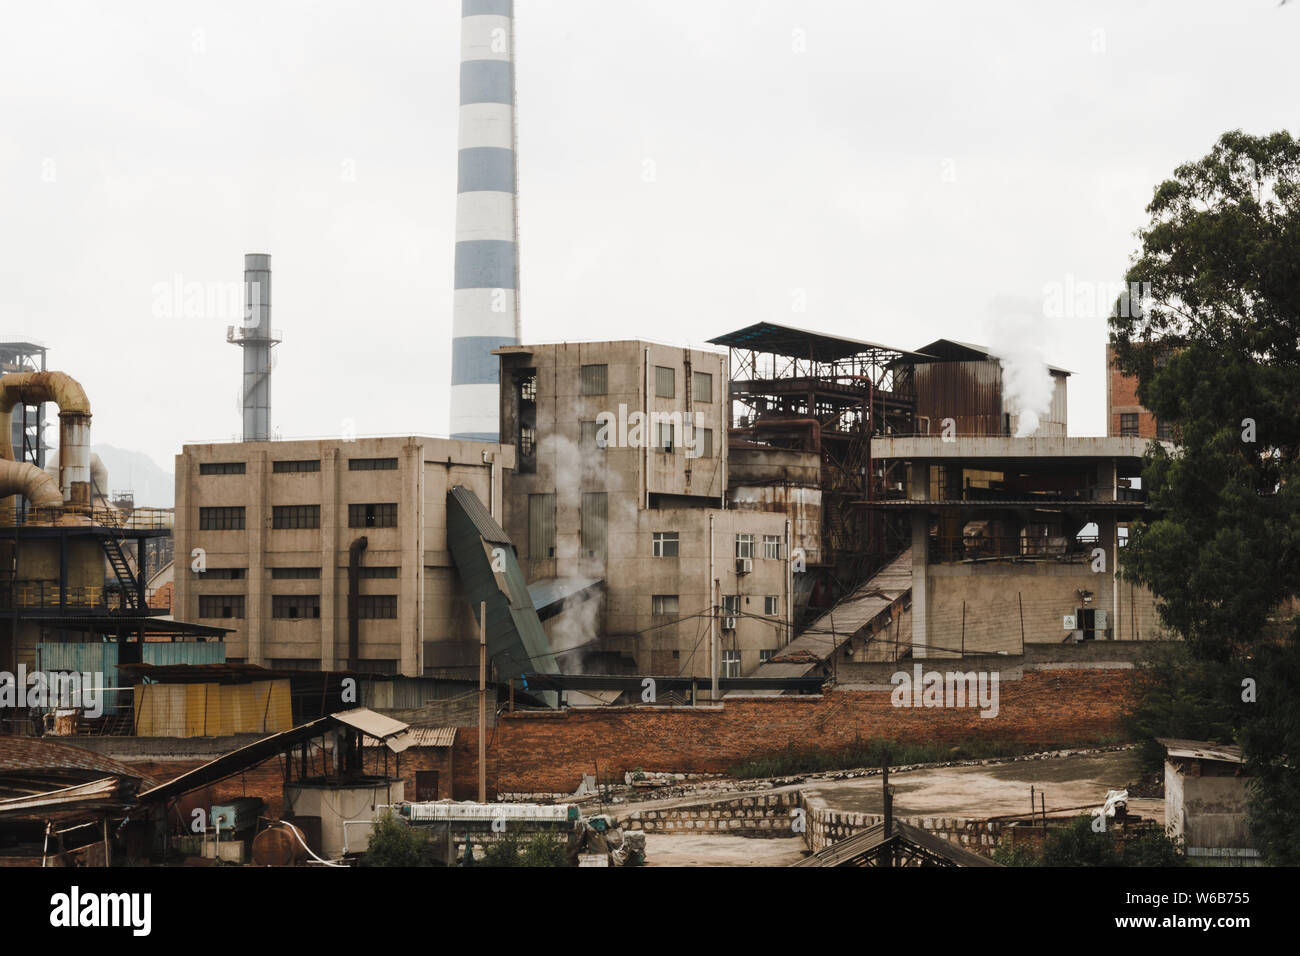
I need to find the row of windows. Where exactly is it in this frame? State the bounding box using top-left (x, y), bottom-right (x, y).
top-left (1119, 413), bottom-right (1175, 440)
top-left (577, 420), bottom-right (715, 456)
top-left (198, 566), bottom-right (399, 580)
top-left (578, 363), bottom-right (714, 404)
top-left (651, 532), bottom-right (782, 559)
top-left (197, 593), bottom-right (398, 619)
top-left (650, 595), bottom-right (783, 617)
top-left (198, 504), bottom-right (398, 530)
top-left (200, 457), bottom-right (396, 475)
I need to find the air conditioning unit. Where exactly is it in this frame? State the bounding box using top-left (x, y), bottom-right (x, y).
top-left (736, 557), bottom-right (752, 575)
top-left (722, 616), bottom-right (737, 631)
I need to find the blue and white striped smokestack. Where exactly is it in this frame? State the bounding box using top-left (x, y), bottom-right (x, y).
top-left (450, 0), bottom-right (519, 443)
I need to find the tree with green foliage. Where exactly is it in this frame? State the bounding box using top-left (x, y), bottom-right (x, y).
top-left (362, 809), bottom-right (434, 867)
top-left (1037, 816), bottom-right (1185, 868)
top-left (1110, 128), bottom-right (1300, 863)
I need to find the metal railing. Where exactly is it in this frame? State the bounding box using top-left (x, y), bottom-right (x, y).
top-left (0, 505), bottom-right (173, 529)
top-left (0, 581), bottom-right (164, 610)
top-left (930, 535), bottom-right (1101, 564)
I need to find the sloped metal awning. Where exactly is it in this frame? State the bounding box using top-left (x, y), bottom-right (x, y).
top-left (137, 707), bottom-right (411, 804)
top-left (446, 485), bottom-right (558, 681)
top-left (332, 708), bottom-right (412, 753)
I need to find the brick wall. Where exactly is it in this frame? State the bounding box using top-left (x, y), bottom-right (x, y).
top-left (455, 667), bottom-right (1133, 797)
top-left (103, 667), bottom-right (1131, 810)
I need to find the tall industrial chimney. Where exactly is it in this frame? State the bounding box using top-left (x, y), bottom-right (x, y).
top-left (227, 253), bottom-right (280, 442)
top-left (449, 0), bottom-right (519, 442)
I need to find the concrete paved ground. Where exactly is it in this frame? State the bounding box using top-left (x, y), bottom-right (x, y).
top-left (807, 749), bottom-right (1163, 823)
top-left (643, 833), bottom-right (808, 867)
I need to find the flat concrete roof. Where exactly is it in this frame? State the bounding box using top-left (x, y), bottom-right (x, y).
top-left (871, 435), bottom-right (1164, 462)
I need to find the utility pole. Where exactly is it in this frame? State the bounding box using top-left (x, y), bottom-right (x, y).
top-left (478, 600), bottom-right (486, 803)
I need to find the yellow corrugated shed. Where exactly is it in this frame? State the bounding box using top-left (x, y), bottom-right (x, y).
top-left (134, 680), bottom-right (293, 737)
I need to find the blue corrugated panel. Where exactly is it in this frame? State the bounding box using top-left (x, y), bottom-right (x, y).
top-left (143, 642), bottom-right (227, 667)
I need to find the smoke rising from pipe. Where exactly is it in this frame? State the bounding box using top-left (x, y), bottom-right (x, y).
top-left (983, 297), bottom-right (1056, 438)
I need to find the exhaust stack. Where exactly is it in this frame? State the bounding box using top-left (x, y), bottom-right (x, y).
top-left (227, 253), bottom-right (280, 442)
top-left (449, 0), bottom-right (520, 442)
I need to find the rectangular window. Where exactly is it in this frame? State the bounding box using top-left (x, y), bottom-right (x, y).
top-left (1156, 418), bottom-right (1174, 441)
top-left (655, 366), bottom-right (675, 398)
top-left (199, 461), bottom-right (245, 475)
top-left (692, 370), bottom-right (713, 404)
top-left (721, 650), bottom-right (742, 678)
top-left (762, 534), bottom-right (782, 560)
top-left (581, 420), bottom-right (606, 450)
top-left (580, 364), bottom-right (608, 396)
top-left (657, 421), bottom-right (675, 453)
top-left (698, 427), bottom-right (713, 459)
top-left (764, 595), bottom-right (780, 616)
top-left (357, 566), bottom-right (399, 579)
top-left (722, 594), bottom-right (741, 615)
top-left (759, 649), bottom-right (774, 664)
top-left (197, 568), bottom-right (245, 580)
top-left (271, 567), bottom-right (321, 580)
top-left (519, 425), bottom-right (537, 458)
top-left (272, 505), bottom-right (321, 529)
top-left (529, 493), bottom-right (556, 559)
top-left (355, 595), bottom-right (397, 619)
top-left (348, 457), bottom-right (399, 471)
top-left (272, 595), bottom-right (321, 619)
top-left (581, 491), bottom-right (607, 560)
top-left (198, 594), bottom-right (245, 618)
top-left (651, 594), bottom-right (679, 616)
top-left (652, 531), bottom-right (679, 557)
top-left (1119, 413), bottom-right (1139, 437)
top-left (273, 459), bottom-right (320, 473)
top-left (348, 503), bottom-right (397, 528)
top-left (735, 534), bottom-right (755, 559)
top-left (199, 507), bottom-right (245, 530)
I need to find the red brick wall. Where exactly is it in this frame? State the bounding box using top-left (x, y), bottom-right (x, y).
top-left (124, 668), bottom-right (1133, 807)
top-left (454, 668), bottom-right (1134, 797)
top-left (1107, 345), bottom-right (1157, 438)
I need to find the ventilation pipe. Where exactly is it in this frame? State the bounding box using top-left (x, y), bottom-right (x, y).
top-left (347, 536), bottom-right (368, 671)
top-left (0, 372), bottom-right (92, 508)
top-left (0, 459), bottom-right (63, 510)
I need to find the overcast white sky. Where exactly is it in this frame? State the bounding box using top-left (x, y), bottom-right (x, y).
top-left (2, 0), bottom-right (1297, 472)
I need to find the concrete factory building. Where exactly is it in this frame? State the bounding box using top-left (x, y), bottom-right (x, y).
top-left (173, 436), bottom-right (513, 677)
top-left (497, 340), bottom-right (798, 679)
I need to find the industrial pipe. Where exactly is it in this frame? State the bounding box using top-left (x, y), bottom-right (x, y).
top-left (0, 371), bottom-right (93, 508)
top-left (0, 459), bottom-right (64, 510)
top-left (347, 536), bottom-right (368, 671)
top-left (44, 451), bottom-right (108, 497)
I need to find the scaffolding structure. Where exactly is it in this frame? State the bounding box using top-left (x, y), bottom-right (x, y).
top-left (0, 340), bottom-right (48, 468)
top-left (708, 322), bottom-right (921, 586)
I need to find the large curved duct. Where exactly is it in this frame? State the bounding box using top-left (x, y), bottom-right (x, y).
top-left (44, 451), bottom-right (107, 495)
top-left (0, 371), bottom-right (93, 508)
top-left (0, 459), bottom-right (64, 509)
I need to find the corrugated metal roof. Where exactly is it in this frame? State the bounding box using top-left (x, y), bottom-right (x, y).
top-left (792, 820), bottom-right (999, 867)
top-left (707, 321), bottom-right (922, 362)
top-left (912, 338), bottom-right (1073, 376)
top-left (447, 484), bottom-right (511, 545)
top-left (528, 575), bottom-right (604, 621)
top-left (364, 727), bottom-right (456, 748)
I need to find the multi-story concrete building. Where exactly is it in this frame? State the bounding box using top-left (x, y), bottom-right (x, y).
top-left (496, 341), bottom-right (796, 681)
top-left (173, 436), bottom-right (513, 678)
